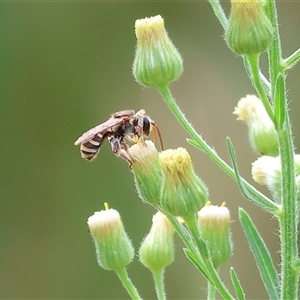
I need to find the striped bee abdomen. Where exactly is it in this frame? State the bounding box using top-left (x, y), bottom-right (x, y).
top-left (80, 133), bottom-right (104, 161)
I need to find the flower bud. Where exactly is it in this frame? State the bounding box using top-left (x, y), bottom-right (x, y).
top-left (139, 212), bottom-right (175, 272)
top-left (233, 94), bottom-right (278, 156)
top-left (226, 0), bottom-right (273, 55)
top-left (198, 202), bottom-right (232, 268)
top-left (252, 155), bottom-right (300, 203)
top-left (159, 147), bottom-right (208, 218)
top-left (133, 15), bottom-right (183, 88)
top-left (128, 141), bottom-right (162, 205)
top-left (251, 156), bottom-right (281, 187)
top-left (87, 205), bottom-right (134, 271)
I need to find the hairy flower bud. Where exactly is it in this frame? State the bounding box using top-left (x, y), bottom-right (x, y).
top-left (198, 202), bottom-right (232, 268)
top-left (234, 95), bottom-right (278, 156)
top-left (133, 15), bottom-right (183, 88)
top-left (87, 205), bottom-right (134, 271)
top-left (252, 155), bottom-right (300, 203)
top-left (128, 141), bottom-right (162, 205)
top-left (139, 212), bottom-right (175, 272)
top-left (159, 147), bottom-right (208, 218)
top-left (226, 0), bottom-right (273, 55)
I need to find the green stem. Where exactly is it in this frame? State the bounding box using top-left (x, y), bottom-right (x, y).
top-left (282, 48), bottom-right (300, 71)
top-left (207, 0), bottom-right (228, 30)
top-left (152, 269), bottom-right (166, 300)
top-left (157, 85), bottom-right (277, 213)
top-left (266, 0), bottom-right (282, 91)
top-left (265, 1), bottom-right (299, 298)
top-left (277, 122), bottom-right (298, 300)
top-left (246, 53), bottom-right (274, 120)
top-left (207, 281), bottom-right (216, 300)
top-left (115, 268), bottom-right (142, 300)
top-left (243, 56), bottom-right (271, 97)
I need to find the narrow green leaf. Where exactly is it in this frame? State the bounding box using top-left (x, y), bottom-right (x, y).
top-left (274, 72), bottom-right (286, 130)
top-left (183, 248), bottom-right (211, 283)
top-left (187, 138), bottom-right (204, 151)
top-left (239, 208), bottom-right (280, 300)
top-left (230, 267), bottom-right (246, 300)
top-left (188, 137), bottom-right (279, 213)
top-left (226, 137), bottom-right (279, 213)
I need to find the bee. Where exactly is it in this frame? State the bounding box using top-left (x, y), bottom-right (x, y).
top-left (74, 109), bottom-right (163, 163)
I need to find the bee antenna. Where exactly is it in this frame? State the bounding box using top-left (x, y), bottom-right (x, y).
top-left (152, 123), bottom-right (164, 151)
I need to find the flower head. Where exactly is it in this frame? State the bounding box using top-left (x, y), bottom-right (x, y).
top-left (234, 95), bottom-right (278, 156)
top-left (226, 0), bottom-right (273, 55)
top-left (198, 201), bottom-right (232, 268)
top-left (139, 212), bottom-right (175, 272)
top-left (128, 141), bottom-right (162, 205)
top-left (159, 147), bottom-right (208, 218)
top-left (133, 15), bottom-right (183, 88)
top-left (252, 155), bottom-right (300, 203)
top-left (87, 204), bottom-right (134, 271)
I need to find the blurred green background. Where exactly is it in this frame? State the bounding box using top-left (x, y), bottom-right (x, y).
top-left (1, 2), bottom-right (300, 299)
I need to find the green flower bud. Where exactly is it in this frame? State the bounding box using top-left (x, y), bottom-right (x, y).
top-left (252, 155), bottom-right (300, 204)
top-left (198, 201), bottom-right (232, 268)
top-left (159, 147), bottom-right (208, 218)
top-left (128, 141), bottom-right (163, 205)
top-left (139, 212), bottom-right (175, 272)
top-left (133, 15), bottom-right (183, 88)
top-left (251, 155), bottom-right (281, 202)
top-left (87, 204), bottom-right (134, 271)
top-left (233, 95), bottom-right (278, 156)
top-left (226, 0), bottom-right (273, 55)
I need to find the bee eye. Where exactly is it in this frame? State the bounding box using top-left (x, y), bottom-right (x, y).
top-left (143, 117), bottom-right (151, 135)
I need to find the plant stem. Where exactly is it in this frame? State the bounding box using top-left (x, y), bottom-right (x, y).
top-left (265, 1), bottom-right (299, 298)
top-left (207, 0), bottom-right (228, 30)
top-left (207, 281), bottom-right (216, 300)
top-left (116, 267), bottom-right (142, 300)
top-left (152, 269), bottom-right (166, 300)
top-left (282, 48), bottom-right (300, 71)
top-left (266, 0), bottom-right (282, 92)
top-left (277, 122), bottom-right (298, 300)
top-left (246, 54), bottom-right (274, 120)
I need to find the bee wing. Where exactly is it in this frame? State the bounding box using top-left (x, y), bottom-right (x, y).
top-left (74, 117), bottom-right (129, 146)
top-left (111, 109), bottom-right (135, 118)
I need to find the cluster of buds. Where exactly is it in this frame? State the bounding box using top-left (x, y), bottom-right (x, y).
top-left (87, 13), bottom-right (235, 285)
top-left (128, 142), bottom-right (232, 268)
top-left (128, 141), bottom-right (208, 219)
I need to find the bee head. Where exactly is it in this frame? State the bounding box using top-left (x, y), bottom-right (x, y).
top-left (142, 116), bottom-right (152, 136)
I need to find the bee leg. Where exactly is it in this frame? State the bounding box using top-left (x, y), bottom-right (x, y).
top-left (124, 135), bottom-right (145, 145)
top-left (119, 140), bottom-right (135, 166)
top-left (108, 135), bottom-right (134, 165)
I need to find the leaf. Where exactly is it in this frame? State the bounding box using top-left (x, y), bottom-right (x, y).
top-left (239, 208), bottom-right (280, 300)
top-left (274, 72), bottom-right (286, 130)
top-left (230, 267), bottom-right (246, 300)
top-left (187, 138), bottom-right (203, 151)
top-left (183, 248), bottom-right (212, 283)
top-left (226, 137), bottom-right (279, 213)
